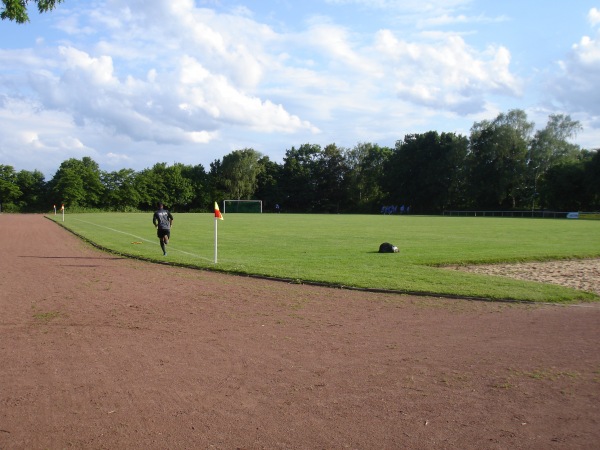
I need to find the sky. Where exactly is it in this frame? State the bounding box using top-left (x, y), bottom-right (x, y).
top-left (1, 0), bottom-right (599, 178)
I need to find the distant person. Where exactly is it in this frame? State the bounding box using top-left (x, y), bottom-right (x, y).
top-left (275, 203), bottom-right (280, 213)
top-left (153, 202), bottom-right (173, 256)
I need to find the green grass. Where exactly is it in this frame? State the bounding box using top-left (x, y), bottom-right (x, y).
top-left (33, 311), bottom-right (62, 322)
top-left (47, 213), bottom-right (600, 303)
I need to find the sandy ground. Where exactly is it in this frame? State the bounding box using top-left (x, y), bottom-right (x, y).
top-left (450, 259), bottom-right (600, 297)
top-left (1, 214), bottom-right (599, 449)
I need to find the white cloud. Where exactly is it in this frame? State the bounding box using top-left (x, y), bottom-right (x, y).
top-left (58, 46), bottom-right (116, 85)
top-left (23, 27), bottom-right (315, 144)
top-left (106, 152), bottom-right (132, 163)
top-left (548, 30), bottom-right (600, 116)
top-left (417, 13), bottom-right (509, 28)
top-left (0, 97), bottom-right (96, 177)
top-left (176, 55), bottom-right (317, 132)
top-left (589, 7), bottom-right (600, 27)
top-left (372, 31), bottom-right (521, 113)
top-left (303, 19), bottom-right (365, 70)
top-left (324, 0), bottom-right (472, 11)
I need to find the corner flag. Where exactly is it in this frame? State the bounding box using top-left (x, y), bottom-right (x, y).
top-left (214, 201), bottom-right (223, 263)
top-left (214, 202), bottom-right (223, 220)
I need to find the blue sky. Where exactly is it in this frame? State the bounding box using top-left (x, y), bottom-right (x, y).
top-left (1, 0), bottom-right (599, 178)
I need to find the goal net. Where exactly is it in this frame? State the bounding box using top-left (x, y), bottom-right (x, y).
top-left (223, 200), bottom-right (263, 213)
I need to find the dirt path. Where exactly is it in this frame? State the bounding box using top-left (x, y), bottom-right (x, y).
top-left (1, 214), bottom-right (599, 449)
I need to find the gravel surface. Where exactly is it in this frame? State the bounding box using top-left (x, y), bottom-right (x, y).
top-left (1, 214), bottom-right (599, 449)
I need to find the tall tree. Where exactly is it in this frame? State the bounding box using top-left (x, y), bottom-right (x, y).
top-left (221, 148), bottom-right (263, 200)
top-left (467, 109), bottom-right (534, 209)
top-left (101, 169), bottom-right (141, 211)
top-left (539, 149), bottom-right (600, 211)
top-left (180, 163), bottom-right (210, 211)
top-left (16, 169), bottom-right (46, 211)
top-left (53, 167), bottom-right (85, 207)
top-left (539, 159), bottom-right (587, 211)
top-left (162, 163), bottom-right (194, 210)
top-left (584, 150), bottom-right (600, 210)
top-left (345, 142), bottom-right (392, 213)
top-left (1, 0), bottom-right (64, 23)
top-left (0, 165), bottom-right (22, 211)
top-left (314, 143), bottom-right (349, 213)
top-left (48, 157), bottom-right (104, 208)
top-left (281, 143), bottom-right (322, 212)
top-left (528, 114), bottom-right (582, 208)
top-left (136, 162), bottom-right (193, 210)
top-left (208, 159), bottom-right (227, 207)
top-left (254, 156), bottom-right (283, 211)
top-left (386, 131), bottom-right (468, 213)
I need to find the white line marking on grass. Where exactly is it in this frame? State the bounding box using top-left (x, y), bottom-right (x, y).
top-left (72, 218), bottom-right (213, 262)
top-left (73, 218), bottom-right (152, 243)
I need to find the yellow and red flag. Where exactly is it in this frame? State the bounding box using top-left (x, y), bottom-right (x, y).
top-left (214, 202), bottom-right (223, 220)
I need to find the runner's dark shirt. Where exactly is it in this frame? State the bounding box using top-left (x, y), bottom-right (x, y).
top-left (153, 208), bottom-right (173, 230)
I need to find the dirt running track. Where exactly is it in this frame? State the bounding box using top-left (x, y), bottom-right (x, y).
top-left (1, 214), bottom-right (599, 449)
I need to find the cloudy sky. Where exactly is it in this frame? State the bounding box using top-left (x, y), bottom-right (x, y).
top-left (1, 0), bottom-right (599, 178)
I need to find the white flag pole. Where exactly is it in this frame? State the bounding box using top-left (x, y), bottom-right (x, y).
top-left (214, 216), bottom-right (218, 264)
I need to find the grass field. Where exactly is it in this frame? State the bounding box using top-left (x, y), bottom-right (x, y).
top-left (48, 212), bottom-right (600, 303)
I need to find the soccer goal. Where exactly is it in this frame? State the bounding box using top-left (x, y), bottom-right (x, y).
top-left (223, 200), bottom-right (263, 213)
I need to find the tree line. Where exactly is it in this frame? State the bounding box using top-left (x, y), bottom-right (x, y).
top-left (1, 109), bottom-right (599, 214)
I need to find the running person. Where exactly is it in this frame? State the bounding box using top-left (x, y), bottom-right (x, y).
top-left (153, 202), bottom-right (173, 255)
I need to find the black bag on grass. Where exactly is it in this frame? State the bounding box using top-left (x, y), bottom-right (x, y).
top-left (379, 242), bottom-right (399, 253)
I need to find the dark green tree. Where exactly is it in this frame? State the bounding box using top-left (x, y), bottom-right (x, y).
top-left (221, 148), bottom-right (263, 200)
top-left (0, 165), bottom-right (22, 211)
top-left (528, 114), bottom-right (582, 209)
top-left (136, 163), bottom-right (193, 210)
top-left (132, 168), bottom-right (156, 210)
top-left (180, 163), bottom-right (210, 211)
top-left (583, 150), bottom-right (600, 210)
top-left (539, 159), bottom-right (587, 211)
top-left (101, 169), bottom-right (141, 211)
top-left (385, 132), bottom-right (468, 214)
top-left (16, 169), bottom-right (46, 211)
top-left (345, 142), bottom-right (392, 213)
top-left (314, 143), bottom-right (350, 213)
top-left (467, 109), bottom-right (534, 209)
top-left (281, 143), bottom-right (322, 212)
top-left (48, 157), bottom-right (104, 208)
top-left (53, 167), bottom-right (85, 207)
top-left (539, 149), bottom-right (600, 211)
top-left (207, 159), bottom-right (227, 208)
top-left (162, 163), bottom-right (194, 210)
top-left (254, 156), bottom-right (283, 212)
top-left (1, 0), bottom-right (64, 23)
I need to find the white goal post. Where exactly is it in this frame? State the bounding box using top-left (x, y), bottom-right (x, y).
top-left (223, 200), bottom-right (263, 213)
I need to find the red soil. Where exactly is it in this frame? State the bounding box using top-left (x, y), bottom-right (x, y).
top-left (1, 214), bottom-right (599, 449)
